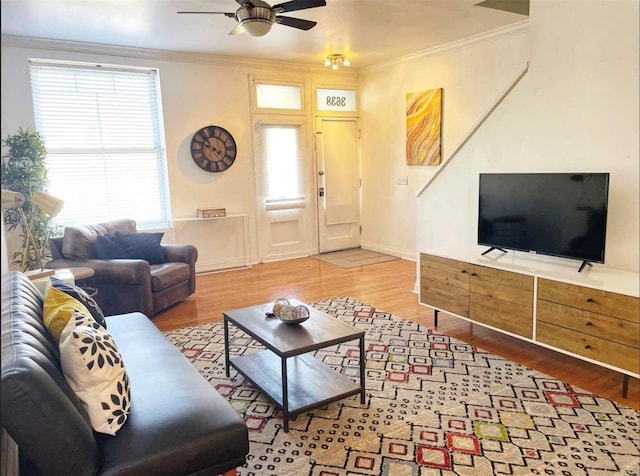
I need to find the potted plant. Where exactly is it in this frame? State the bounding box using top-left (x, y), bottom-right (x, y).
top-left (1, 127), bottom-right (53, 271)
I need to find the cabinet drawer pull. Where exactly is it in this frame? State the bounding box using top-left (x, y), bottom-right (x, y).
top-left (584, 344), bottom-right (591, 349)
top-left (585, 321), bottom-right (593, 326)
top-left (471, 273), bottom-right (477, 277)
top-left (586, 298), bottom-right (594, 303)
top-left (461, 270), bottom-right (467, 274)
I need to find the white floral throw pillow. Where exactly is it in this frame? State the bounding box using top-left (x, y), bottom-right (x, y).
top-left (59, 310), bottom-right (131, 435)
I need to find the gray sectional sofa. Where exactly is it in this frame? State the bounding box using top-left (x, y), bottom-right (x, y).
top-left (1, 271), bottom-right (249, 475)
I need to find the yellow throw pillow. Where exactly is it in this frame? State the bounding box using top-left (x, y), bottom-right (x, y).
top-left (43, 286), bottom-right (92, 343)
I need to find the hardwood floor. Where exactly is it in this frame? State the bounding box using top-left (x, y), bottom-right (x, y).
top-left (153, 257), bottom-right (639, 410)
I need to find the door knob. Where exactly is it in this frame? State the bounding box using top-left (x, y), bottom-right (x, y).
top-left (319, 171), bottom-right (324, 176)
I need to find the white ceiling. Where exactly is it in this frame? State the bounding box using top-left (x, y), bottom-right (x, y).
top-left (1, 0), bottom-right (528, 69)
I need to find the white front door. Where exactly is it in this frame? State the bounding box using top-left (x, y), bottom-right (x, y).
top-left (315, 117), bottom-right (360, 253)
top-left (254, 116), bottom-right (313, 262)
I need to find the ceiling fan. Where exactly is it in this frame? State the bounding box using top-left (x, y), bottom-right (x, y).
top-left (178, 0), bottom-right (327, 37)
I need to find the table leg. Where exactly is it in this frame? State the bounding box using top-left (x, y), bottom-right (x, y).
top-left (224, 318), bottom-right (231, 378)
top-left (622, 374), bottom-right (629, 398)
top-left (282, 357), bottom-right (289, 432)
top-left (359, 335), bottom-right (366, 404)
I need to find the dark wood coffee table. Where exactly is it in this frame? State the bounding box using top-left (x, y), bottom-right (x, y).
top-left (223, 299), bottom-right (365, 432)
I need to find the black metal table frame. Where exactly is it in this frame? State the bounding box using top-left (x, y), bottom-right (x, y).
top-left (223, 315), bottom-right (366, 432)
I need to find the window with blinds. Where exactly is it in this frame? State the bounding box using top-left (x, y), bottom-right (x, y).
top-left (29, 60), bottom-right (170, 228)
top-left (254, 119), bottom-right (306, 210)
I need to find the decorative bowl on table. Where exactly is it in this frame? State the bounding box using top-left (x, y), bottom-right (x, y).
top-left (272, 299), bottom-right (310, 325)
top-left (272, 298), bottom-right (291, 317)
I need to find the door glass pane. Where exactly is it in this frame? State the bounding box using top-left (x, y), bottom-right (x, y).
top-left (255, 122), bottom-right (306, 210)
top-left (266, 127), bottom-right (299, 199)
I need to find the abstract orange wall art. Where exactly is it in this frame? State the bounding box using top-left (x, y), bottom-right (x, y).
top-left (406, 88), bottom-right (442, 166)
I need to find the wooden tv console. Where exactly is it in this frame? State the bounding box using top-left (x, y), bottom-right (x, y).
top-left (419, 247), bottom-right (639, 396)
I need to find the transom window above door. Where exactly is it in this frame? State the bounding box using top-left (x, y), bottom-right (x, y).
top-left (252, 80), bottom-right (305, 115)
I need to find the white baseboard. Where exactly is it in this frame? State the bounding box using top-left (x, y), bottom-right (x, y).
top-left (359, 241), bottom-right (417, 262)
top-left (195, 256), bottom-right (251, 273)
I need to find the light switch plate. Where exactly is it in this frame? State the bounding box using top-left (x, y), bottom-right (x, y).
top-left (397, 176), bottom-right (408, 185)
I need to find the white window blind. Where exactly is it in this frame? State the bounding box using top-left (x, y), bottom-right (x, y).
top-left (29, 60), bottom-right (170, 228)
top-left (255, 121), bottom-right (306, 210)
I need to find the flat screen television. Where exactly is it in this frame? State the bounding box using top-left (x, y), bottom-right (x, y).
top-left (477, 173), bottom-right (609, 272)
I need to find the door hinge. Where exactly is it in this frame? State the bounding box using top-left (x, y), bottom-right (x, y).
top-left (359, 225), bottom-right (362, 234)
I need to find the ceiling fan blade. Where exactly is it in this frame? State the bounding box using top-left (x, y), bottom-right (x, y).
top-left (177, 11), bottom-right (236, 17)
top-left (275, 15), bottom-right (317, 30)
top-left (229, 23), bottom-right (246, 35)
top-left (272, 0), bottom-right (326, 13)
top-left (236, 0), bottom-right (271, 7)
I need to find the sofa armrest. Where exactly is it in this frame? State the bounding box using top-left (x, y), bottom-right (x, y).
top-left (162, 244), bottom-right (197, 295)
top-left (162, 244), bottom-right (197, 265)
top-left (46, 258), bottom-right (151, 286)
top-left (46, 259), bottom-right (154, 317)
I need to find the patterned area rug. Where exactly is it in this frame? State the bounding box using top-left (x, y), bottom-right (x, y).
top-left (164, 297), bottom-right (640, 475)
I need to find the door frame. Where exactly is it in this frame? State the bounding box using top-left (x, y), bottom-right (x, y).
top-left (311, 83), bottom-right (360, 255)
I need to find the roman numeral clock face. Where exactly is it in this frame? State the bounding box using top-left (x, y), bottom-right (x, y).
top-left (190, 125), bottom-right (237, 173)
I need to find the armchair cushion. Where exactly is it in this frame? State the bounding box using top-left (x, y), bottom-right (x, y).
top-left (95, 232), bottom-right (165, 264)
top-left (95, 234), bottom-right (129, 260)
top-left (150, 262), bottom-right (191, 292)
top-left (62, 219), bottom-right (137, 260)
top-left (116, 231), bottom-right (165, 264)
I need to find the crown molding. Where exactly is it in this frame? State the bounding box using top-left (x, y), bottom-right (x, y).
top-left (0, 34), bottom-right (358, 79)
top-left (1, 20), bottom-right (527, 78)
top-left (360, 20), bottom-right (529, 74)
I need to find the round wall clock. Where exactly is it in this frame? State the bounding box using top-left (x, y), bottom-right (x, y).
top-left (190, 125), bottom-right (237, 173)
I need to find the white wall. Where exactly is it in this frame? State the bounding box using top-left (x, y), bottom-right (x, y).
top-left (1, 38), bottom-right (356, 270)
top-left (358, 24), bottom-right (530, 260)
top-left (360, 0), bottom-right (639, 273)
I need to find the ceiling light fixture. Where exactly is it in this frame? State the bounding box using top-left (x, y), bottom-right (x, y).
top-left (324, 54), bottom-right (350, 70)
top-left (234, 6), bottom-right (274, 37)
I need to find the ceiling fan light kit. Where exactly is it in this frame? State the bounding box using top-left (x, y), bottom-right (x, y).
top-left (178, 0), bottom-right (326, 37)
top-left (235, 6), bottom-right (275, 36)
top-left (324, 54), bottom-right (350, 70)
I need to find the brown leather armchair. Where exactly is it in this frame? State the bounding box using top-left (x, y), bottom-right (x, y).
top-left (46, 219), bottom-right (197, 317)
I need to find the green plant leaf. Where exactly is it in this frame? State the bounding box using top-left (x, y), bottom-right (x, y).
top-left (1, 127), bottom-right (54, 271)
